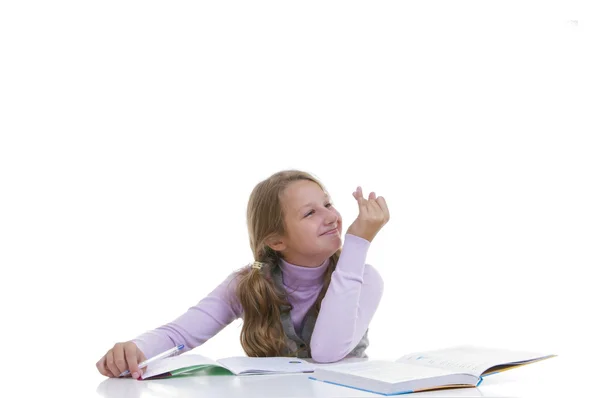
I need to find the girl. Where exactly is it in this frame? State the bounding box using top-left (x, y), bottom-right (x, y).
top-left (96, 169), bottom-right (390, 379)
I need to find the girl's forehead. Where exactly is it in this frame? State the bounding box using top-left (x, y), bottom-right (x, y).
top-left (285, 180), bottom-right (324, 200)
top-left (283, 181), bottom-right (329, 213)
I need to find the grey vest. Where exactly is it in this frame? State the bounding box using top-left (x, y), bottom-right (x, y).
top-left (271, 264), bottom-right (369, 359)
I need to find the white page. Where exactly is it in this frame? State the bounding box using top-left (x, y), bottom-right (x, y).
top-left (396, 345), bottom-right (550, 376)
top-left (216, 356), bottom-right (315, 375)
top-left (141, 354), bottom-right (220, 379)
top-left (317, 360), bottom-right (462, 384)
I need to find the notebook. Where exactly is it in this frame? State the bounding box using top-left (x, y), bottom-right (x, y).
top-left (140, 354), bottom-right (315, 379)
top-left (309, 345), bottom-right (556, 395)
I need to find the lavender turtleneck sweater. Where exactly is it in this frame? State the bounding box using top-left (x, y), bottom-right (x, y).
top-left (132, 233), bottom-right (384, 363)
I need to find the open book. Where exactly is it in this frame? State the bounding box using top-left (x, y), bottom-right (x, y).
top-left (140, 354), bottom-right (315, 379)
top-left (309, 345), bottom-right (556, 395)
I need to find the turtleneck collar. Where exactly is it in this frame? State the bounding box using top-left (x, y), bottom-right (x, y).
top-left (278, 257), bottom-right (330, 289)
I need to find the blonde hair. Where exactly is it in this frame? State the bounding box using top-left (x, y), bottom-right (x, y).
top-left (235, 170), bottom-right (341, 357)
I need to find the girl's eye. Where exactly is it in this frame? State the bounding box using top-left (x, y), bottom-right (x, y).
top-left (304, 203), bottom-right (333, 218)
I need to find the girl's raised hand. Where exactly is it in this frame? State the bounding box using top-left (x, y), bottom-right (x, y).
top-left (346, 186), bottom-right (390, 242)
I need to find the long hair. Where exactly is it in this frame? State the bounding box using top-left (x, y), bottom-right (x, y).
top-left (235, 170), bottom-right (341, 357)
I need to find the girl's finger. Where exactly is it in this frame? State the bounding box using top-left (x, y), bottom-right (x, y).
top-left (106, 350), bottom-right (119, 377)
top-left (354, 186), bottom-right (368, 212)
top-left (113, 344), bottom-right (128, 376)
top-left (376, 196), bottom-right (390, 221)
top-left (96, 355), bottom-right (110, 377)
top-left (125, 344), bottom-right (141, 379)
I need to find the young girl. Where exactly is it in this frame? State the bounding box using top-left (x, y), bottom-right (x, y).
top-left (96, 169), bottom-right (390, 379)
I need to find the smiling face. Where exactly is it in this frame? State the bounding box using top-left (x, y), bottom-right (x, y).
top-left (268, 179), bottom-right (343, 267)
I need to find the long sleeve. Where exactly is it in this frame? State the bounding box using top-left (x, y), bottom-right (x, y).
top-left (131, 272), bottom-right (243, 359)
top-left (309, 233), bottom-right (384, 363)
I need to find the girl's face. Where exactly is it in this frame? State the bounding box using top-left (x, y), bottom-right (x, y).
top-left (272, 180), bottom-right (343, 267)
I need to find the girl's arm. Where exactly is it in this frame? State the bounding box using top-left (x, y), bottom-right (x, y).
top-left (310, 233), bottom-right (384, 363)
top-left (131, 272), bottom-right (243, 359)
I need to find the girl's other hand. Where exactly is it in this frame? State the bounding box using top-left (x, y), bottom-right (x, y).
top-left (96, 341), bottom-right (147, 379)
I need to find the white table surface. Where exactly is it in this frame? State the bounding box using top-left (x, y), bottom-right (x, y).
top-left (93, 356), bottom-right (578, 398)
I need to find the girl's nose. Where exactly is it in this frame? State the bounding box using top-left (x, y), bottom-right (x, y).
top-left (326, 213), bottom-right (339, 225)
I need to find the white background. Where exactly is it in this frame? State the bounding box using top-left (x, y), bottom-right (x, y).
top-left (1, 1), bottom-right (598, 397)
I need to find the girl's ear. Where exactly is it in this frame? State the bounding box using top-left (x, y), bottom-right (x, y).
top-left (266, 236), bottom-right (286, 252)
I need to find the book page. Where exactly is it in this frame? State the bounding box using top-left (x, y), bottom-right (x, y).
top-left (317, 360), bottom-right (465, 384)
top-left (142, 354), bottom-right (220, 379)
top-left (217, 356), bottom-right (315, 375)
top-left (396, 345), bottom-right (551, 376)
